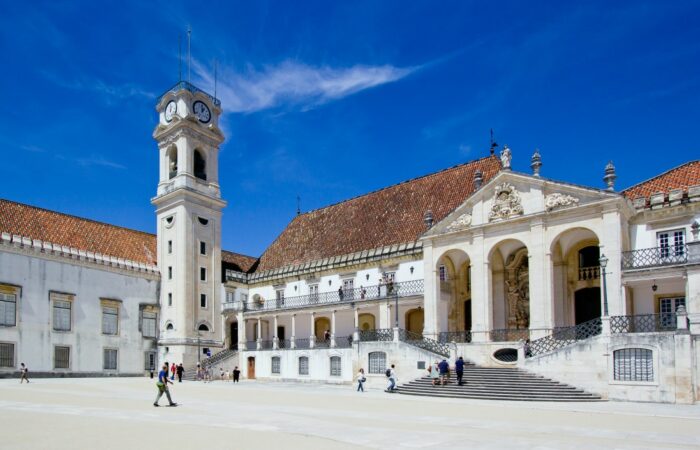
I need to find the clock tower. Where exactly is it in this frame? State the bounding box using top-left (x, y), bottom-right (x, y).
top-left (152, 81), bottom-right (226, 368)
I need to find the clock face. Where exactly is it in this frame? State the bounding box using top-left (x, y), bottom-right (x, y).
top-left (164, 101), bottom-right (177, 122)
top-left (193, 101), bottom-right (211, 123)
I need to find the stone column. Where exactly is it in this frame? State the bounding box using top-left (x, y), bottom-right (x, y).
top-left (687, 266), bottom-right (700, 334)
top-left (256, 318), bottom-right (262, 350)
top-left (470, 231), bottom-right (491, 342)
top-left (378, 302), bottom-right (389, 329)
top-left (353, 307), bottom-right (360, 342)
top-left (528, 220), bottom-right (552, 339)
top-left (330, 310), bottom-right (337, 347)
top-left (273, 315), bottom-right (279, 349)
top-left (600, 209), bottom-right (624, 316)
top-left (309, 312), bottom-right (316, 348)
top-left (237, 313), bottom-right (245, 351)
top-left (422, 242), bottom-right (439, 339)
top-left (290, 314), bottom-right (296, 349)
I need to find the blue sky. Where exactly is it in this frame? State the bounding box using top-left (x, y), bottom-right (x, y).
top-left (1, 1), bottom-right (699, 257)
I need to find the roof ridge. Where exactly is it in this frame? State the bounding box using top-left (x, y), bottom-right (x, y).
top-left (221, 249), bottom-right (259, 260)
top-left (300, 154), bottom-right (500, 216)
top-left (622, 159), bottom-right (700, 195)
top-left (0, 198), bottom-right (156, 238)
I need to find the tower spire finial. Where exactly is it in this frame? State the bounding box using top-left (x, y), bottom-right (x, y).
top-left (187, 25), bottom-right (192, 84)
top-left (296, 195), bottom-right (301, 215)
top-left (489, 129), bottom-right (498, 155)
top-left (178, 34), bottom-right (182, 82)
top-left (214, 59), bottom-right (218, 101)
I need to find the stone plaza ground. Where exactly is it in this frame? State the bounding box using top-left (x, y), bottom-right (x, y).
top-left (0, 377), bottom-right (699, 449)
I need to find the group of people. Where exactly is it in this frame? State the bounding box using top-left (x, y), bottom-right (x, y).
top-left (195, 363), bottom-right (241, 383)
top-left (428, 357), bottom-right (467, 386)
top-left (355, 364), bottom-right (398, 393)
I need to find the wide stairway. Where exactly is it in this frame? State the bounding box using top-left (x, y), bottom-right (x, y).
top-left (398, 365), bottom-right (603, 402)
top-left (181, 349), bottom-right (238, 381)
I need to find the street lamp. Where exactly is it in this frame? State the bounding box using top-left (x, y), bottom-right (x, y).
top-left (599, 254), bottom-right (609, 317)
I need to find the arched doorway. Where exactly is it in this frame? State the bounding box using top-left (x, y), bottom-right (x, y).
top-left (463, 300), bottom-right (472, 331)
top-left (247, 356), bottom-right (255, 379)
top-left (358, 313), bottom-right (375, 331)
top-left (405, 308), bottom-right (424, 335)
top-left (575, 287), bottom-right (601, 324)
top-left (435, 249), bottom-right (471, 334)
top-left (229, 321), bottom-right (238, 350)
top-left (314, 317), bottom-right (330, 340)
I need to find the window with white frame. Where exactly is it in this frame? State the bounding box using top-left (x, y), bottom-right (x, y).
top-left (168, 266), bottom-right (172, 279)
top-left (330, 356), bottom-right (341, 376)
top-left (343, 279), bottom-right (354, 300)
top-left (275, 289), bottom-right (285, 307)
top-left (102, 306), bottom-right (118, 335)
top-left (613, 348), bottom-right (653, 382)
top-left (54, 346), bottom-right (70, 369)
top-left (659, 297), bottom-right (686, 328)
top-left (145, 351), bottom-right (156, 371)
top-left (167, 293), bottom-right (172, 306)
top-left (309, 284), bottom-right (318, 303)
top-left (200, 241), bottom-right (206, 255)
top-left (298, 356), bottom-right (309, 375)
top-left (167, 240), bottom-right (172, 254)
top-left (200, 294), bottom-right (207, 308)
top-left (0, 292), bottom-right (17, 327)
top-left (657, 229), bottom-right (685, 259)
top-left (103, 348), bottom-right (118, 370)
top-left (200, 267), bottom-right (207, 281)
top-left (142, 311), bottom-right (157, 338)
top-left (0, 343), bottom-right (15, 367)
top-left (271, 356), bottom-right (281, 374)
top-left (53, 299), bottom-right (72, 332)
top-left (226, 291), bottom-right (235, 303)
top-left (368, 351), bottom-right (386, 374)
top-left (438, 265), bottom-right (447, 281)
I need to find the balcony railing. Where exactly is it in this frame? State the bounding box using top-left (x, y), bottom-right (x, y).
top-left (578, 266), bottom-right (600, 280)
top-left (610, 314), bottom-right (677, 333)
top-left (241, 279), bottom-right (424, 313)
top-left (622, 245), bottom-right (689, 270)
top-left (438, 331), bottom-right (472, 344)
top-left (157, 80), bottom-right (222, 106)
top-left (490, 328), bottom-right (530, 342)
top-left (526, 318), bottom-right (602, 358)
top-left (358, 328), bottom-right (394, 342)
top-left (245, 341), bottom-right (257, 351)
top-left (399, 329), bottom-right (450, 357)
top-left (294, 338), bottom-right (311, 349)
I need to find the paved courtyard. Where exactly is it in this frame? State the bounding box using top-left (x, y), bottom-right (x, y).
top-left (0, 377), bottom-right (699, 449)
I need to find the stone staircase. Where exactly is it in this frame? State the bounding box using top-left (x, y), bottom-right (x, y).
top-left (398, 366), bottom-right (603, 402)
top-left (182, 349), bottom-right (238, 381)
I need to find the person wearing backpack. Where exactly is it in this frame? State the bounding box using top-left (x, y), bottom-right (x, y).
top-left (385, 364), bottom-right (397, 392)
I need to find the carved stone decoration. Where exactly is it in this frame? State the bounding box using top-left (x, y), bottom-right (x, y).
top-left (500, 145), bottom-right (512, 170)
top-left (545, 193), bottom-right (580, 212)
top-left (505, 249), bottom-right (529, 331)
top-left (446, 213), bottom-right (472, 232)
top-left (488, 183), bottom-right (524, 222)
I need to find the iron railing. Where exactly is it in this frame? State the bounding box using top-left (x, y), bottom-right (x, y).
top-left (259, 340), bottom-right (273, 350)
top-left (578, 266), bottom-right (600, 280)
top-left (221, 300), bottom-right (245, 313)
top-left (399, 329), bottom-right (450, 357)
top-left (490, 328), bottom-right (530, 342)
top-left (334, 336), bottom-right (354, 348)
top-left (294, 338), bottom-right (311, 349)
top-left (526, 318), bottom-right (602, 358)
top-left (157, 80), bottom-right (222, 106)
top-left (438, 331), bottom-right (472, 344)
top-left (245, 341), bottom-right (257, 351)
top-left (610, 314), bottom-right (677, 333)
top-left (244, 279), bottom-right (424, 313)
top-left (315, 339), bottom-right (331, 349)
top-left (278, 339), bottom-right (291, 349)
top-left (359, 328), bottom-right (394, 342)
top-left (622, 245), bottom-right (688, 270)
top-left (202, 349), bottom-right (236, 369)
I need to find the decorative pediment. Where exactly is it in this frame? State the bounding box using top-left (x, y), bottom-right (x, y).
top-left (488, 183), bottom-right (523, 222)
top-left (545, 193), bottom-right (579, 212)
top-left (446, 213), bottom-right (472, 232)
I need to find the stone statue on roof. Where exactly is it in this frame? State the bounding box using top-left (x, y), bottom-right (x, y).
top-left (500, 145), bottom-right (512, 170)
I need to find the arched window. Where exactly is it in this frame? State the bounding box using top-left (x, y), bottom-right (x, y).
top-left (167, 146), bottom-right (178, 179)
top-left (198, 323), bottom-right (210, 332)
top-left (165, 323), bottom-right (174, 331)
top-left (613, 348), bottom-right (653, 381)
top-left (298, 356), bottom-right (309, 375)
top-left (194, 149), bottom-right (206, 180)
top-left (271, 356), bottom-right (281, 374)
top-left (368, 351), bottom-right (386, 374)
top-left (330, 356), bottom-right (341, 376)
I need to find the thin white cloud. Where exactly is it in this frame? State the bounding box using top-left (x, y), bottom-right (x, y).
top-left (193, 60), bottom-right (416, 113)
top-left (76, 155), bottom-right (126, 170)
top-left (42, 71), bottom-right (156, 102)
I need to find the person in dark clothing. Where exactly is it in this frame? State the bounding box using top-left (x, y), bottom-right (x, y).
top-left (176, 363), bottom-right (184, 382)
top-left (438, 359), bottom-right (450, 386)
top-left (338, 286), bottom-right (344, 301)
top-left (233, 366), bottom-right (241, 382)
top-left (455, 357), bottom-right (465, 386)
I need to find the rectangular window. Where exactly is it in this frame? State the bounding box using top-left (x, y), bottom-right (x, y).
top-left (142, 311), bottom-right (157, 338)
top-left (53, 300), bottom-right (72, 331)
top-left (298, 356), bottom-right (309, 375)
top-left (659, 297), bottom-right (686, 329)
top-left (167, 293), bottom-right (172, 306)
top-left (168, 266), bottom-right (173, 280)
top-left (368, 351), bottom-right (386, 374)
top-left (167, 240), bottom-right (172, 254)
top-left (200, 241), bottom-right (206, 255)
top-left (271, 356), bottom-right (280, 374)
top-left (102, 306), bottom-right (118, 335)
top-left (309, 284), bottom-right (318, 303)
top-left (275, 289), bottom-right (284, 307)
top-left (200, 267), bottom-right (206, 281)
top-left (226, 291), bottom-right (234, 303)
top-left (145, 351), bottom-right (156, 371)
top-left (0, 292), bottom-right (17, 327)
top-left (0, 343), bottom-right (15, 367)
top-left (343, 279), bottom-right (354, 300)
top-left (200, 294), bottom-right (207, 308)
top-left (330, 356), bottom-right (342, 376)
top-left (614, 348), bottom-right (653, 382)
top-left (438, 265), bottom-right (447, 282)
top-left (103, 348), bottom-right (118, 370)
top-left (54, 346), bottom-right (70, 369)
top-left (657, 230), bottom-right (685, 259)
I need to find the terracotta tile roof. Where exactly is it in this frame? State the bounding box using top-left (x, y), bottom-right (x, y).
top-left (622, 160), bottom-right (700, 200)
top-left (0, 198), bottom-right (157, 265)
top-left (222, 250), bottom-right (258, 273)
top-left (256, 155), bottom-right (502, 272)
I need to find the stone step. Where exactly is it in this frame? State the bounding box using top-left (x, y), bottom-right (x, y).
top-left (397, 389), bottom-right (603, 402)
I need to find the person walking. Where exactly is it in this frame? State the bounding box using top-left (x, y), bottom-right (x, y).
top-left (233, 366), bottom-right (240, 383)
top-left (19, 363), bottom-right (29, 384)
top-left (429, 361), bottom-right (440, 386)
top-left (386, 364), bottom-right (398, 392)
top-left (176, 363), bottom-right (184, 383)
top-left (455, 357), bottom-right (465, 386)
top-left (438, 359), bottom-right (450, 386)
top-left (170, 362), bottom-right (176, 381)
top-left (154, 363), bottom-right (177, 407)
top-left (356, 368), bottom-right (366, 392)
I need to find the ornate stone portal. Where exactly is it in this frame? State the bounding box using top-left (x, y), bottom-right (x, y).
top-left (505, 249), bottom-right (529, 330)
top-left (488, 183), bottom-right (524, 222)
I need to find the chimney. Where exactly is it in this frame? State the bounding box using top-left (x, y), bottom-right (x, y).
top-left (604, 161), bottom-right (616, 191)
top-left (474, 170), bottom-right (483, 190)
top-left (530, 149), bottom-right (542, 177)
top-left (423, 210), bottom-right (434, 229)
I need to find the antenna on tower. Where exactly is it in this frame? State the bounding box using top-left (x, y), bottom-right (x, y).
top-left (489, 129), bottom-right (498, 155)
top-left (187, 25), bottom-right (192, 84)
top-left (296, 195), bottom-right (301, 215)
top-left (178, 34), bottom-right (182, 82)
top-left (214, 59), bottom-right (218, 100)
